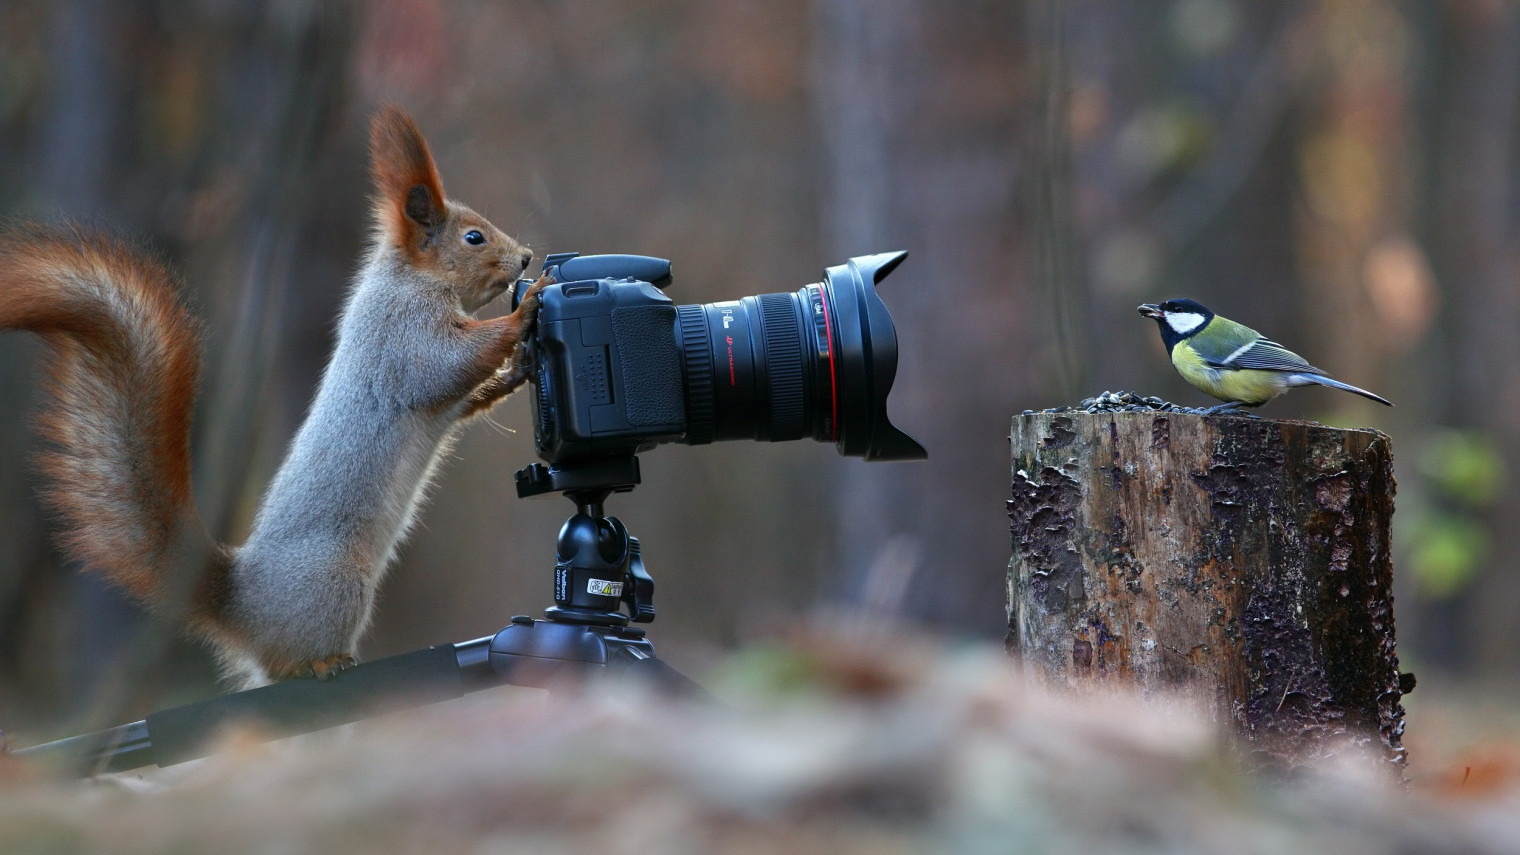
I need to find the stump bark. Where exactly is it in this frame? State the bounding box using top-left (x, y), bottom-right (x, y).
top-left (1007, 411), bottom-right (1406, 771)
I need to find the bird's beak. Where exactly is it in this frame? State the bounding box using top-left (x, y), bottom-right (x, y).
top-left (1137, 303), bottom-right (1164, 320)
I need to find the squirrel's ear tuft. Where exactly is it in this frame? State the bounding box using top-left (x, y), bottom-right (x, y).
top-left (370, 105), bottom-right (446, 248)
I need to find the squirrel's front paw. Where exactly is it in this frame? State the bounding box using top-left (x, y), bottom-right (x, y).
top-left (304, 653), bottom-right (357, 681)
top-left (504, 272), bottom-right (552, 374)
top-left (519, 272), bottom-right (553, 318)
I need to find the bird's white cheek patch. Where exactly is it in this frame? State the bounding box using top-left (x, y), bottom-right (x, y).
top-left (1166, 312), bottom-right (1206, 335)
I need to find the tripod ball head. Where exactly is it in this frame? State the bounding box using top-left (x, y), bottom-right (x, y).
top-left (553, 511), bottom-right (630, 622)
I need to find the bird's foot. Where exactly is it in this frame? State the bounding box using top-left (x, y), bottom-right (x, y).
top-left (1201, 402), bottom-right (1256, 417)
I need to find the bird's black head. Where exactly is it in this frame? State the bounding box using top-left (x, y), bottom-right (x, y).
top-left (1137, 298), bottom-right (1215, 352)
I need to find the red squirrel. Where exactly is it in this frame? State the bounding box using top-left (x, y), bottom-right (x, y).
top-left (0, 105), bottom-right (550, 689)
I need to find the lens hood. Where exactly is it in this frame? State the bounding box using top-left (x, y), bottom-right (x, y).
top-left (823, 252), bottom-right (927, 461)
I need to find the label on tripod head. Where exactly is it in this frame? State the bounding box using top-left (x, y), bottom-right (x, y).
top-left (587, 578), bottom-right (624, 597)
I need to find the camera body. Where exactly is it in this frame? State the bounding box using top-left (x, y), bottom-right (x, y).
top-left (514, 250), bottom-right (926, 472)
top-left (528, 253), bottom-right (686, 463)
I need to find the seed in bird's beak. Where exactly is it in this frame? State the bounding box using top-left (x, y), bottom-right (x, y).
top-left (1138, 304), bottom-right (1164, 319)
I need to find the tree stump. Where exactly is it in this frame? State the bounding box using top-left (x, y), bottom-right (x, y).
top-left (1007, 411), bottom-right (1406, 772)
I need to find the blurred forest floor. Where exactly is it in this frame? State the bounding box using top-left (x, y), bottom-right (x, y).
top-left (5, 633), bottom-right (1520, 855)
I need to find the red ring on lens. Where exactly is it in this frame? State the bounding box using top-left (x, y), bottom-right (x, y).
top-left (815, 285), bottom-right (839, 442)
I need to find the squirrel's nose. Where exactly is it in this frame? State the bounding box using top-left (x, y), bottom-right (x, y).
top-left (521, 252), bottom-right (533, 270)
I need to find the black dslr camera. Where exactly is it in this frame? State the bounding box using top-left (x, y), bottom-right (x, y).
top-left (510, 251), bottom-right (926, 471)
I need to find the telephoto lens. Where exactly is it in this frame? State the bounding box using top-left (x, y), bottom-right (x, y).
top-left (676, 251), bottom-right (926, 461)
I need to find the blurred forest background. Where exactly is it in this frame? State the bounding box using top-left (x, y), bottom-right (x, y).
top-left (0, 0), bottom-right (1515, 737)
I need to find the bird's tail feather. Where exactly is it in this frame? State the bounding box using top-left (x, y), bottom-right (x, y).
top-left (1291, 373), bottom-right (1392, 406)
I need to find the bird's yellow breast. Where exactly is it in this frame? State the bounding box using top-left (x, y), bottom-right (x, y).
top-left (1171, 344), bottom-right (1287, 405)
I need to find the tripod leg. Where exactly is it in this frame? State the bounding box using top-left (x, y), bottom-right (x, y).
top-left (611, 647), bottom-right (711, 700)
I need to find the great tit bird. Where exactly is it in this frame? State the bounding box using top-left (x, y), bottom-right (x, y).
top-left (1137, 298), bottom-right (1392, 413)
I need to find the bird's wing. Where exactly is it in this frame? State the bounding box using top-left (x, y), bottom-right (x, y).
top-left (1182, 315), bottom-right (1263, 364)
top-left (1214, 337), bottom-right (1326, 375)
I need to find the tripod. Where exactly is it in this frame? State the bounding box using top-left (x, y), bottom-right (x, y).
top-left (10, 455), bottom-right (699, 775)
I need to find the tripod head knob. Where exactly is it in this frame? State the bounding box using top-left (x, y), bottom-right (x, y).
top-left (626, 537), bottom-right (655, 623)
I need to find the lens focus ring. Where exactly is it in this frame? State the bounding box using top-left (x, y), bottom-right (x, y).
top-left (757, 293), bottom-right (805, 440)
top-left (677, 305), bottom-right (716, 444)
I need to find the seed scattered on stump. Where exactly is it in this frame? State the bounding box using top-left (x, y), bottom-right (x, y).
top-left (1023, 390), bottom-right (1225, 416)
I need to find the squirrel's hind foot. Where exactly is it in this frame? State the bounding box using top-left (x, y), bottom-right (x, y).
top-left (307, 653), bottom-right (358, 681)
top-left (267, 653), bottom-right (358, 682)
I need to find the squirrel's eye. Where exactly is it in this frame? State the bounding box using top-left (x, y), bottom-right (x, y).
top-left (463, 230), bottom-right (486, 246)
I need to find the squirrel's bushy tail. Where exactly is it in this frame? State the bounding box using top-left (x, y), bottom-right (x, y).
top-left (0, 223), bottom-right (226, 611)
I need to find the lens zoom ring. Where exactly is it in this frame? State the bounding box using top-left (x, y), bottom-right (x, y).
top-left (758, 293), bottom-right (805, 440)
top-left (677, 305), bottom-right (716, 444)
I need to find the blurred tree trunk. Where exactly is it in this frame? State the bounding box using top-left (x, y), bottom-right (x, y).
top-left (812, 0), bottom-right (1028, 630)
top-left (813, 0), bottom-right (924, 617)
top-left (1426, 1), bottom-right (1520, 674)
top-left (0, 0), bottom-right (360, 733)
top-left (1025, 0), bottom-right (1086, 400)
top-left (32, 0), bottom-right (136, 721)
